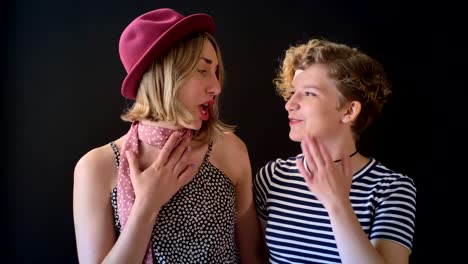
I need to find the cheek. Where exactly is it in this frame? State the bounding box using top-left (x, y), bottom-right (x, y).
top-left (177, 79), bottom-right (198, 99)
top-left (305, 103), bottom-right (338, 119)
top-left (178, 94), bottom-right (191, 106)
top-left (177, 89), bottom-right (197, 109)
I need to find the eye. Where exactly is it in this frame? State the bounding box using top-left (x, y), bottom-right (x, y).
top-left (198, 69), bottom-right (207, 75)
top-left (305, 91), bottom-right (317, 96)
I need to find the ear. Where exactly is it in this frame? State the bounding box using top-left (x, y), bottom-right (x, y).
top-left (341, 101), bottom-right (361, 124)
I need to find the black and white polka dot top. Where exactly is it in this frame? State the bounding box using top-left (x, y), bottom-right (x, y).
top-left (110, 141), bottom-right (240, 263)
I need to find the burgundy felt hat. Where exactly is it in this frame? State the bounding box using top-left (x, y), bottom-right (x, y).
top-left (119, 8), bottom-right (215, 99)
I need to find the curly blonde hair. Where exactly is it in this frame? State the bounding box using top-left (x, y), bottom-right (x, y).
top-left (274, 38), bottom-right (392, 139)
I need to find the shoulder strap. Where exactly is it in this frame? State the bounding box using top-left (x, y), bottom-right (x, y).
top-left (204, 141), bottom-right (213, 160)
top-left (109, 141), bottom-right (120, 168)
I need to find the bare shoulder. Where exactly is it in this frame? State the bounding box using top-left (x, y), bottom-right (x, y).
top-left (210, 132), bottom-right (251, 185)
top-left (74, 139), bottom-right (122, 192)
top-left (212, 132), bottom-right (250, 162)
top-left (219, 132), bottom-right (248, 152)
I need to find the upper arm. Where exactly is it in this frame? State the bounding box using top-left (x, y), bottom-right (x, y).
top-left (229, 135), bottom-right (253, 217)
top-left (217, 133), bottom-right (266, 263)
top-left (370, 176), bottom-right (416, 263)
top-left (372, 239), bottom-right (410, 264)
top-left (252, 160), bottom-right (274, 222)
top-left (229, 135), bottom-right (259, 241)
top-left (73, 148), bottom-right (117, 264)
top-left (259, 219), bottom-right (267, 248)
top-left (370, 176), bottom-right (416, 264)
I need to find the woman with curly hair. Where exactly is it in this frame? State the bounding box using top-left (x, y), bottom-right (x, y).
top-left (254, 38), bottom-right (416, 264)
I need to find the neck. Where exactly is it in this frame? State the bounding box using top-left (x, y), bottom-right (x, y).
top-left (333, 149), bottom-right (358, 163)
top-left (317, 135), bottom-right (356, 162)
top-left (140, 120), bottom-right (185, 130)
top-left (349, 153), bottom-right (371, 175)
top-left (137, 121), bottom-right (191, 149)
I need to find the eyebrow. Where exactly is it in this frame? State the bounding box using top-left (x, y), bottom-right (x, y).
top-left (291, 85), bottom-right (321, 90)
top-left (199, 57), bottom-right (216, 65)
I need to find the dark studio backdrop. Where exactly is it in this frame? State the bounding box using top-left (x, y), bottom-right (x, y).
top-left (4, 0), bottom-right (444, 263)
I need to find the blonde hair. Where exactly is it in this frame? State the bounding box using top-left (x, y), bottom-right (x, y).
top-left (121, 32), bottom-right (234, 141)
top-left (274, 38), bottom-right (392, 139)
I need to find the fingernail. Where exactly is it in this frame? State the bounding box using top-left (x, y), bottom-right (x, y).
top-left (191, 163), bottom-right (195, 169)
top-left (187, 146), bottom-right (192, 152)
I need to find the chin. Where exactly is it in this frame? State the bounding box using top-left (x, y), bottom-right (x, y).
top-left (180, 120), bottom-right (201, 131)
top-left (289, 132), bottom-right (302, 142)
top-left (189, 121), bottom-right (203, 131)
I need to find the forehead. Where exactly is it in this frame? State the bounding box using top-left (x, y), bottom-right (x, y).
top-left (292, 64), bottom-right (334, 89)
top-left (199, 39), bottom-right (218, 65)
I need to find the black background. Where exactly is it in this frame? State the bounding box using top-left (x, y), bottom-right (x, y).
top-left (4, 0), bottom-right (446, 263)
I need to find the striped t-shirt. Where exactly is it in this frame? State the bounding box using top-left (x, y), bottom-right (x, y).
top-left (253, 154), bottom-right (416, 264)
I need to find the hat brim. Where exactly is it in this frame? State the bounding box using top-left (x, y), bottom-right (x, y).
top-left (121, 13), bottom-right (215, 99)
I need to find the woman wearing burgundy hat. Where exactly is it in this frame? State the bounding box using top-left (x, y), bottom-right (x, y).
top-left (73, 8), bottom-right (264, 264)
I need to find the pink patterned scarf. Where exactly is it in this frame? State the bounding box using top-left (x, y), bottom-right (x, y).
top-left (117, 121), bottom-right (192, 263)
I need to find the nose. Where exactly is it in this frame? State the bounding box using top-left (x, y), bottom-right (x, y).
top-left (207, 77), bottom-right (221, 96)
top-left (285, 93), bottom-right (299, 112)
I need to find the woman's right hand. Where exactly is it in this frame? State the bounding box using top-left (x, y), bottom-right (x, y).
top-left (126, 132), bottom-right (195, 213)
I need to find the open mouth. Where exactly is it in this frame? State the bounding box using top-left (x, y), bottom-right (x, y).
top-left (199, 103), bottom-right (209, 121)
top-left (199, 99), bottom-right (215, 121)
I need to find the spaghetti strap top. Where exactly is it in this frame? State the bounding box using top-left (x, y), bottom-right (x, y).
top-left (109, 141), bottom-right (239, 263)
